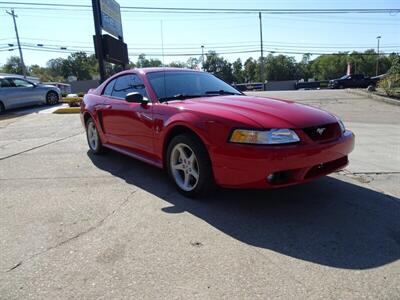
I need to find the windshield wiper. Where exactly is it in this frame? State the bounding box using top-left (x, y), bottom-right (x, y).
top-left (159, 94), bottom-right (204, 102)
top-left (205, 90), bottom-right (242, 96)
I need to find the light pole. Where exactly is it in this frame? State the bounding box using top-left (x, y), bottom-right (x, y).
top-left (376, 35), bottom-right (381, 76)
top-left (201, 45), bottom-right (204, 70)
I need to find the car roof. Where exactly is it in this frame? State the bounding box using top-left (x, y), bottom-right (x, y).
top-left (0, 75), bottom-right (24, 79)
top-left (116, 67), bottom-right (203, 76)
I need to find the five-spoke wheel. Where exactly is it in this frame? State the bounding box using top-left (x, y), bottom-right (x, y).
top-left (86, 118), bottom-right (103, 154)
top-left (167, 134), bottom-right (214, 197)
top-left (170, 143), bottom-right (200, 192)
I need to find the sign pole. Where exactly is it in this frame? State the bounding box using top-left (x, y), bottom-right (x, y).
top-left (92, 0), bottom-right (106, 83)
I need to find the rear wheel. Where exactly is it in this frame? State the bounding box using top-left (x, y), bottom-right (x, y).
top-left (0, 102), bottom-right (5, 114)
top-left (86, 118), bottom-right (103, 154)
top-left (167, 134), bottom-right (214, 197)
top-left (46, 91), bottom-right (59, 105)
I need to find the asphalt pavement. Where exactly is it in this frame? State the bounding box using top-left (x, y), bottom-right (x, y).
top-left (0, 90), bottom-right (399, 299)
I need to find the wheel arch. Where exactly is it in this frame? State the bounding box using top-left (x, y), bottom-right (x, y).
top-left (83, 111), bottom-right (93, 126)
top-left (162, 124), bottom-right (210, 169)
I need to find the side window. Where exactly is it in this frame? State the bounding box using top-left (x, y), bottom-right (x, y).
top-left (12, 78), bottom-right (34, 88)
top-left (0, 79), bottom-right (13, 88)
top-left (102, 78), bottom-right (116, 96)
top-left (111, 74), bottom-right (147, 100)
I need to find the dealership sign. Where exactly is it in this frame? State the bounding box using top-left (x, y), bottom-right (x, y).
top-left (99, 0), bottom-right (123, 39)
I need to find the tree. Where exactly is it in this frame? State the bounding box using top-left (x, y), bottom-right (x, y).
top-left (168, 61), bottom-right (186, 68)
top-left (243, 57), bottom-right (257, 82)
top-left (297, 54), bottom-right (312, 80)
top-left (29, 64), bottom-right (61, 82)
top-left (47, 58), bottom-right (65, 79)
top-left (203, 51), bottom-right (233, 83)
top-left (1, 56), bottom-right (25, 75)
top-left (232, 58), bottom-right (244, 83)
top-left (186, 57), bottom-right (199, 69)
top-left (264, 54), bottom-right (297, 81)
top-left (310, 53), bottom-right (348, 80)
top-left (136, 54), bottom-right (162, 68)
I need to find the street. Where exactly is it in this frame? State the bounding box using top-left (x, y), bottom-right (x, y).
top-left (0, 90), bottom-right (399, 299)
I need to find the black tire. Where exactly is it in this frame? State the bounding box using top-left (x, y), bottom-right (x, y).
top-left (167, 134), bottom-right (215, 197)
top-left (339, 85), bottom-right (344, 89)
top-left (46, 91), bottom-right (59, 105)
top-left (86, 118), bottom-right (104, 154)
top-left (0, 102), bottom-right (5, 114)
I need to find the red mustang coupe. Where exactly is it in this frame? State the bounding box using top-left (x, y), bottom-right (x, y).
top-left (81, 68), bottom-right (354, 197)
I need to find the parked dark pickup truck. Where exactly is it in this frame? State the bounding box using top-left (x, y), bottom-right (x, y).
top-left (328, 74), bottom-right (378, 89)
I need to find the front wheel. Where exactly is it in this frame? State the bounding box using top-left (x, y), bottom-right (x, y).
top-left (167, 134), bottom-right (214, 197)
top-left (86, 118), bottom-right (103, 154)
top-left (46, 91), bottom-right (59, 105)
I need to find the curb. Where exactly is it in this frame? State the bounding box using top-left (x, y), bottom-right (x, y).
top-left (347, 89), bottom-right (400, 106)
top-left (53, 107), bottom-right (80, 114)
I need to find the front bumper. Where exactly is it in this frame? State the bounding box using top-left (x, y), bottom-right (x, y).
top-left (210, 130), bottom-right (355, 188)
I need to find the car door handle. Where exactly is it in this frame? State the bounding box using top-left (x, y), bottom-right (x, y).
top-left (104, 105), bottom-right (112, 109)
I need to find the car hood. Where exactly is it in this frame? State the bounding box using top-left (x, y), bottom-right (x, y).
top-left (171, 95), bottom-right (337, 128)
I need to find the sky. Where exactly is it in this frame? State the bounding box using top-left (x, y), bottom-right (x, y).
top-left (0, 0), bottom-right (399, 68)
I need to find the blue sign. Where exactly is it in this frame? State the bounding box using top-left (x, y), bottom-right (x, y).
top-left (99, 0), bottom-right (123, 39)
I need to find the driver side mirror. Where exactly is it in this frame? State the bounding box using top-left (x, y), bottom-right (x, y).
top-left (125, 92), bottom-right (148, 105)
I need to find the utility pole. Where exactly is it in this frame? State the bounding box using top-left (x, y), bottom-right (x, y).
top-left (376, 35), bottom-right (381, 76)
top-left (201, 45), bottom-right (204, 70)
top-left (259, 12), bottom-right (264, 86)
top-left (6, 9), bottom-right (27, 78)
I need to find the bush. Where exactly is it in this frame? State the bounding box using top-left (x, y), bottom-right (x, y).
top-left (378, 74), bottom-right (400, 98)
top-left (61, 92), bottom-right (68, 98)
top-left (77, 92), bottom-right (85, 97)
top-left (61, 97), bottom-right (82, 107)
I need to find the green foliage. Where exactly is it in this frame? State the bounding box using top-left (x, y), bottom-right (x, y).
top-left (244, 57), bottom-right (258, 82)
top-left (1, 56), bottom-right (26, 75)
top-left (232, 58), bottom-right (244, 83)
top-left (203, 51), bottom-right (233, 83)
top-left (1, 50), bottom-right (399, 86)
top-left (264, 54), bottom-right (297, 81)
top-left (310, 54), bottom-right (348, 80)
top-left (388, 55), bottom-right (400, 75)
top-left (378, 74), bottom-right (400, 98)
top-left (136, 54), bottom-right (162, 68)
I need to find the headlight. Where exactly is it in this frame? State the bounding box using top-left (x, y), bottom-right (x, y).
top-left (229, 128), bottom-right (300, 145)
top-left (335, 116), bottom-right (346, 133)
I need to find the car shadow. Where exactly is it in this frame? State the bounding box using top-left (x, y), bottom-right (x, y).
top-left (88, 150), bottom-right (400, 270)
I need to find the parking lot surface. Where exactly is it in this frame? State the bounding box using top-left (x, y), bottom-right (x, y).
top-left (1, 90), bottom-right (399, 299)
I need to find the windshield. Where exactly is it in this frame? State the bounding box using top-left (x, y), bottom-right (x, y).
top-left (147, 71), bottom-right (241, 102)
top-left (339, 75), bottom-right (349, 79)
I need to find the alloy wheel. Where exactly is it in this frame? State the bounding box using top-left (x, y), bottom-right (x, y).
top-left (170, 143), bottom-right (200, 192)
top-left (87, 121), bottom-right (99, 150)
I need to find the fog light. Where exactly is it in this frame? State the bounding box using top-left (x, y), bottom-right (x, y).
top-left (267, 173), bottom-right (275, 183)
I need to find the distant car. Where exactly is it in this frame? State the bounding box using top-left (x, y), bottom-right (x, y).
top-left (81, 68), bottom-right (354, 197)
top-left (0, 76), bottom-right (61, 113)
top-left (328, 74), bottom-right (378, 89)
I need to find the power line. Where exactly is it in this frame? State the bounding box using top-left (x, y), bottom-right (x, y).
top-left (0, 2), bottom-right (399, 14)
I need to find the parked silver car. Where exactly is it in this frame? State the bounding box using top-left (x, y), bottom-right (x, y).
top-left (0, 76), bottom-right (61, 113)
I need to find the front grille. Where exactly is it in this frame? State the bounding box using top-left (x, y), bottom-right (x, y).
top-left (303, 122), bottom-right (341, 142)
